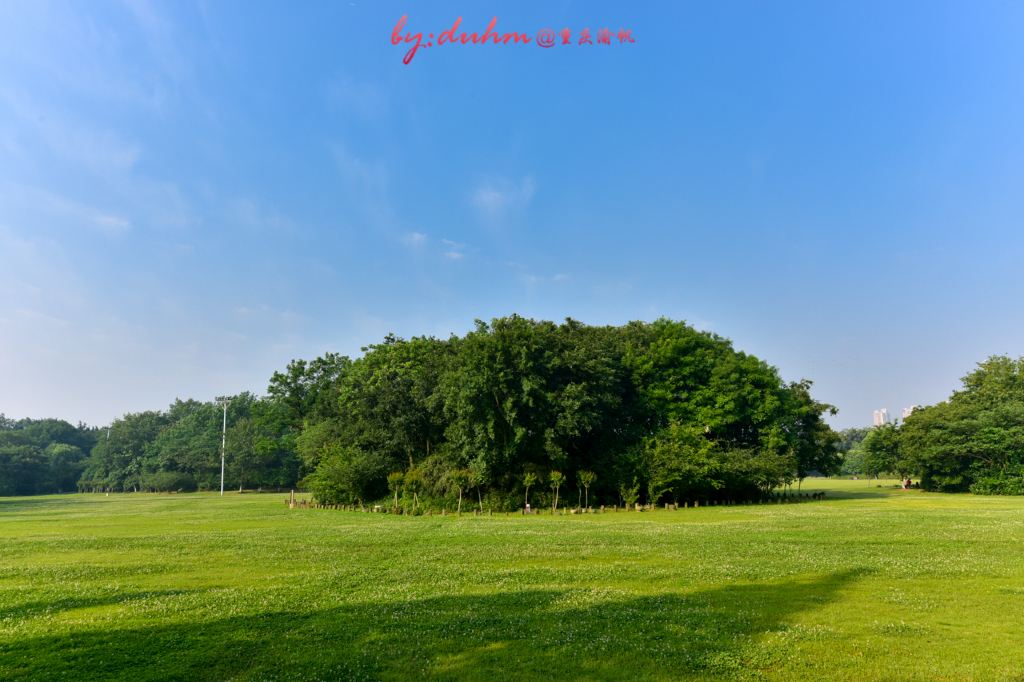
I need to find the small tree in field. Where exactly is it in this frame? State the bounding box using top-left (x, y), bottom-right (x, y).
top-left (550, 470), bottom-right (565, 512)
top-left (578, 470), bottom-right (596, 509)
top-left (405, 467), bottom-right (423, 514)
top-left (523, 472), bottom-right (538, 509)
top-left (620, 477), bottom-right (640, 509)
top-left (387, 471), bottom-right (404, 511)
top-left (448, 468), bottom-right (471, 515)
top-left (468, 459), bottom-right (486, 512)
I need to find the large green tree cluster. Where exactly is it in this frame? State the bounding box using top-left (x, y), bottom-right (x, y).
top-left (900, 356), bottom-right (1024, 494)
top-left (78, 392), bottom-right (302, 493)
top-left (836, 427), bottom-right (870, 475)
top-left (0, 417), bottom-right (97, 495)
top-left (2, 317), bottom-right (840, 503)
top-left (297, 317), bottom-right (839, 508)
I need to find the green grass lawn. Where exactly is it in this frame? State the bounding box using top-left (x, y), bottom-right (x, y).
top-left (2, 480), bottom-right (1023, 681)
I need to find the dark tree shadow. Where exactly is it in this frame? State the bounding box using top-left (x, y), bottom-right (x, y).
top-left (802, 483), bottom-right (905, 501)
top-left (0, 570), bottom-right (865, 680)
top-left (0, 590), bottom-right (192, 622)
top-left (0, 496), bottom-right (97, 511)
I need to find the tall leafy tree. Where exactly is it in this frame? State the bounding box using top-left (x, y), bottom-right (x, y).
top-left (577, 470), bottom-right (596, 509)
top-left (82, 411), bottom-right (167, 492)
top-left (861, 424), bottom-right (905, 479)
top-left (902, 356), bottom-right (1024, 493)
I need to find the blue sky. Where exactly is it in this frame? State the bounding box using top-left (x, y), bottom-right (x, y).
top-left (2, 1), bottom-right (1023, 428)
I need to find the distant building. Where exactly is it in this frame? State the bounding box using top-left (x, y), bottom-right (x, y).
top-left (901, 405), bottom-right (921, 421)
top-left (873, 408), bottom-right (890, 426)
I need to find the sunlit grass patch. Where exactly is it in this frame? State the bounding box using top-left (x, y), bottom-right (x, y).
top-left (1, 479), bottom-right (1023, 680)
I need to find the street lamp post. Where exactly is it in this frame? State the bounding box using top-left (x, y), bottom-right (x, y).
top-left (215, 396), bottom-right (231, 496)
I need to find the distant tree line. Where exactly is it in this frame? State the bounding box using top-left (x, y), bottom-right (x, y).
top-left (0, 417), bottom-right (97, 495)
top-left (78, 392), bottom-right (299, 493)
top-left (8, 336), bottom-right (1016, 501)
top-left (296, 317), bottom-right (841, 509)
top-left (1, 317), bottom-right (843, 506)
top-left (836, 356), bottom-right (1024, 495)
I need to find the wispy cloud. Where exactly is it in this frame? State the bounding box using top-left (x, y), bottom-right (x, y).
top-left (471, 175), bottom-right (536, 222)
top-left (330, 141), bottom-right (396, 231)
top-left (227, 197), bottom-right (297, 237)
top-left (14, 308), bottom-right (72, 327)
top-left (326, 75), bottom-right (388, 119)
top-left (0, 89), bottom-right (141, 176)
top-left (441, 238), bottom-right (468, 261)
top-left (521, 272), bottom-right (570, 287)
top-left (402, 231), bottom-right (427, 248)
top-left (120, 0), bottom-right (193, 85)
top-left (331, 141), bottom-right (388, 197)
top-left (1, 183), bottom-right (133, 237)
top-left (504, 261), bottom-right (569, 287)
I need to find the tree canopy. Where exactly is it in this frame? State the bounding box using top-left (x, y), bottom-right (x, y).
top-left (900, 356), bottom-right (1024, 494)
top-left (0, 418), bottom-right (97, 495)
top-left (2, 317), bottom-right (841, 506)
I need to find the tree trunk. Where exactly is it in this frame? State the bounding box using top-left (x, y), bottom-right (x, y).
top-left (458, 489), bottom-right (463, 515)
top-left (585, 487), bottom-right (589, 509)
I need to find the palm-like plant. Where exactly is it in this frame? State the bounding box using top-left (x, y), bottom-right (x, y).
top-left (405, 467), bottom-right (423, 514)
top-left (523, 472), bottom-right (538, 509)
top-left (449, 468), bottom-right (472, 515)
top-left (577, 470), bottom-right (596, 509)
top-left (468, 460), bottom-right (486, 512)
top-left (387, 471), bottom-right (404, 511)
top-left (549, 470), bottom-right (565, 512)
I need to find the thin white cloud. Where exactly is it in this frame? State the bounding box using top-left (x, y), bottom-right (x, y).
top-left (14, 308), bottom-right (71, 327)
top-left (331, 142), bottom-right (388, 197)
top-left (402, 231), bottom-right (427, 248)
top-left (326, 76), bottom-right (388, 118)
top-left (0, 89), bottom-right (141, 176)
top-left (471, 175), bottom-right (536, 222)
top-left (227, 197), bottom-right (297, 237)
top-left (1, 183), bottom-right (133, 237)
top-left (439, 238), bottom-right (469, 261)
top-left (330, 141), bottom-right (395, 231)
top-left (520, 273), bottom-right (570, 287)
top-left (120, 0), bottom-right (192, 84)
top-left (93, 213), bottom-right (132, 235)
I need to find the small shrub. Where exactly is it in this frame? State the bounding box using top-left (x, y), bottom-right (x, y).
top-left (970, 474), bottom-right (1024, 496)
top-left (144, 471), bottom-right (197, 492)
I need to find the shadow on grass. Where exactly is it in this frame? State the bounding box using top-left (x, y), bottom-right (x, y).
top-left (808, 486), bottom-right (908, 502)
top-left (0, 496), bottom-right (104, 511)
top-left (0, 590), bottom-right (192, 622)
top-left (0, 570), bottom-right (865, 681)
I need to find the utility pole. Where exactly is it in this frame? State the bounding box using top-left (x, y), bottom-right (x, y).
top-left (216, 396), bottom-right (231, 496)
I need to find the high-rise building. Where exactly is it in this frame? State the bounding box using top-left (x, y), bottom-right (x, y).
top-left (901, 405), bottom-right (921, 420)
top-left (873, 408), bottom-right (889, 426)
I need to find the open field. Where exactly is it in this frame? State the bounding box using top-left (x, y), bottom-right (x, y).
top-left (2, 480), bottom-right (1023, 681)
